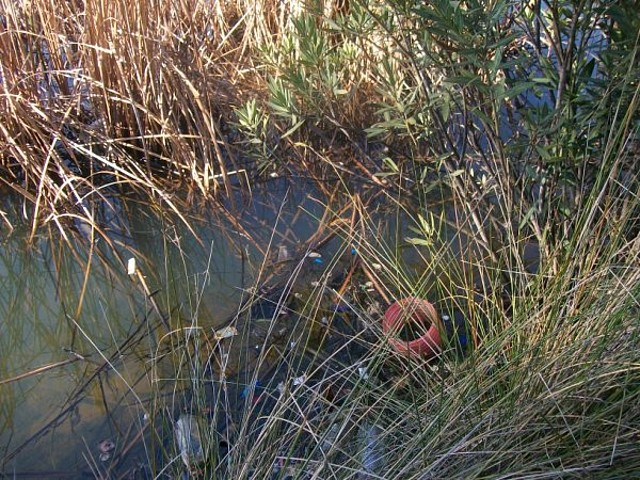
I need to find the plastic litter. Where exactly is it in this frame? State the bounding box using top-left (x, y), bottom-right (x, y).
top-left (382, 297), bottom-right (442, 358)
top-left (175, 414), bottom-right (206, 471)
top-left (277, 245), bottom-right (290, 263)
top-left (98, 439), bottom-right (115, 462)
top-left (332, 303), bottom-right (351, 313)
top-left (127, 258), bottom-right (136, 276)
top-left (241, 380), bottom-right (264, 404)
top-left (292, 374), bottom-right (307, 386)
top-left (360, 423), bottom-right (384, 475)
top-left (321, 423), bottom-right (341, 454)
top-left (212, 326), bottom-right (238, 340)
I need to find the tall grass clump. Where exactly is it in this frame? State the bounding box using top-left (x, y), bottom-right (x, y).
top-left (138, 164), bottom-right (640, 477)
top-left (213, 0), bottom-right (640, 478)
top-left (0, 0), bottom-right (315, 237)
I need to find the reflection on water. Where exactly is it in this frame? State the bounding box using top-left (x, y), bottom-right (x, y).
top-left (0, 179), bottom-right (324, 477)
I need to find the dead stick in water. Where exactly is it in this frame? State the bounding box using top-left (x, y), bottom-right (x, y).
top-left (0, 357), bottom-right (83, 386)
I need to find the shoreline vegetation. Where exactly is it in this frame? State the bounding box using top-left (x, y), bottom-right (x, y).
top-left (1, 0), bottom-right (639, 478)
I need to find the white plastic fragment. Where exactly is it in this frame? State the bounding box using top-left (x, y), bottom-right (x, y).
top-left (292, 374), bottom-right (307, 386)
top-left (361, 423), bottom-right (385, 474)
top-left (277, 245), bottom-right (290, 263)
top-left (127, 258), bottom-right (136, 276)
top-left (175, 414), bottom-right (205, 469)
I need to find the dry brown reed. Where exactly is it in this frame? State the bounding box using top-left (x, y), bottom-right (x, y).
top-left (0, 0), bottom-right (328, 237)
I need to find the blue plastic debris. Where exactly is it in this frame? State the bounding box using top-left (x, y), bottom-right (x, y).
top-left (332, 303), bottom-right (351, 313)
top-left (241, 380), bottom-right (262, 400)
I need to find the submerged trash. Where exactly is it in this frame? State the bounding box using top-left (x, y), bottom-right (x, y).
top-left (332, 303), bottom-right (351, 313)
top-left (441, 310), bottom-right (470, 352)
top-left (382, 297), bottom-right (442, 358)
top-left (292, 374), bottom-right (307, 386)
top-left (212, 325), bottom-right (238, 340)
top-left (277, 245), bottom-right (291, 263)
top-left (241, 380), bottom-right (264, 404)
top-left (98, 439), bottom-right (115, 462)
top-left (360, 423), bottom-right (385, 475)
top-left (175, 414), bottom-right (206, 472)
top-left (127, 258), bottom-right (136, 276)
top-left (321, 423), bottom-right (341, 454)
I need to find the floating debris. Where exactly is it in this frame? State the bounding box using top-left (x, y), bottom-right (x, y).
top-left (332, 303), bottom-right (351, 313)
top-left (276, 245), bottom-right (290, 263)
top-left (358, 367), bottom-right (369, 380)
top-left (241, 380), bottom-right (264, 404)
top-left (127, 257), bottom-right (136, 276)
top-left (212, 325), bottom-right (238, 340)
top-left (360, 423), bottom-right (385, 474)
top-left (321, 423), bottom-right (341, 454)
top-left (98, 439), bottom-right (115, 462)
top-left (292, 374), bottom-right (307, 386)
top-left (175, 414), bottom-right (206, 471)
top-left (306, 252), bottom-right (322, 259)
top-left (366, 301), bottom-right (382, 316)
top-left (360, 281), bottom-right (375, 293)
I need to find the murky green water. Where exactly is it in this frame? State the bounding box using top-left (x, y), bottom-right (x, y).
top-left (0, 179), bottom-right (327, 477)
top-left (0, 174), bottom-right (489, 477)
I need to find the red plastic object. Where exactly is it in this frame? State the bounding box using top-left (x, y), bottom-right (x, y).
top-left (382, 297), bottom-right (442, 357)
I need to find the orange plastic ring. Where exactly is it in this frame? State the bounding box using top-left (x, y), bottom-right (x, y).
top-left (382, 297), bottom-right (442, 357)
